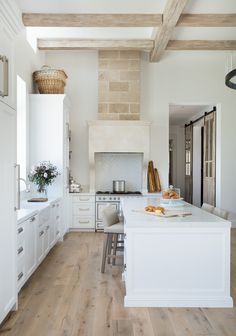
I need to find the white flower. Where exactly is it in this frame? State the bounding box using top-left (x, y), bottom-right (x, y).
top-left (44, 173), bottom-right (48, 178)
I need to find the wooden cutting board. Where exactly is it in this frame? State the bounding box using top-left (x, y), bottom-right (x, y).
top-left (132, 209), bottom-right (192, 218)
top-left (27, 198), bottom-right (48, 202)
top-left (154, 168), bottom-right (161, 192)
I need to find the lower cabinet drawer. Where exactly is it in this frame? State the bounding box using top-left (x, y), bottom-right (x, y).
top-left (17, 256), bottom-right (26, 290)
top-left (72, 195), bottom-right (95, 203)
top-left (17, 223), bottom-right (25, 246)
top-left (56, 218), bottom-right (60, 237)
top-left (72, 216), bottom-right (95, 229)
top-left (17, 241), bottom-right (25, 260)
top-left (73, 203), bottom-right (95, 216)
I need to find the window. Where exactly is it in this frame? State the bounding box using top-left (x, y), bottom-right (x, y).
top-left (17, 76), bottom-right (27, 189)
top-left (185, 140), bottom-right (191, 176)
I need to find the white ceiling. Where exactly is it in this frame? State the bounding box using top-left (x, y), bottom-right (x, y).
top-left (169, 104), bottom-right (212, 126)
top-left (17, 0), bottom-right (236, 14)
top-left (26, 27), bottom-right (154, 40)
top-left (17, 0), bottom-right (236, 46)
top-left (17, 0), bottom-right (167, 14)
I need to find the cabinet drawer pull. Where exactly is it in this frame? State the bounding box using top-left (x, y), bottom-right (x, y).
top-left (39, 230), bottom-right (44, 237)
top-left (18, 272), bottom-right (24, 281)
top-left (17, 246), bottom-right (24, 255)
top-left (56, 216), bottom-right (60, 220)
top-left (79, 208), bottom-right (90, 211)
top-left (56, 230), bottom-right (60, 235)
top-left (79, 197), bottom-right (89, 201)
top-left (30, 216), bottom-right (36, 222)
top-left (17, 227), bottom-right (23, 234)
top-left (79, 220), bottom-right (90, 224)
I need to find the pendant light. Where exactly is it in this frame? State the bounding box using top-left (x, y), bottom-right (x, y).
top-left (225, 53), bottom-right (236, 90)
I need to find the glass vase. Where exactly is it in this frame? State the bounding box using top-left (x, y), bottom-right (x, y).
top-left (37, 185), bottom-right (47, 199)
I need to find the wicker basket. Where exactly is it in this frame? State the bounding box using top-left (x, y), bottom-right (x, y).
top-left (33, 66), bottom-right (68, 94)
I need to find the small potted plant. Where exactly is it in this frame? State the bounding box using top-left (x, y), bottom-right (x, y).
top-left (28, 161), bottom-right (59, 197)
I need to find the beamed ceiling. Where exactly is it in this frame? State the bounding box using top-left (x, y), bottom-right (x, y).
top-left (18, 0), bottom-right (236, 62)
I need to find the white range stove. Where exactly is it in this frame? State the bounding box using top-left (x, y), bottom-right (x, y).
top-left (95, 191), bottom-right (142, 230)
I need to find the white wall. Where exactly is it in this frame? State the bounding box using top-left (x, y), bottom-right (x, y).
top-left (141, 51), bottom-right (236, 216)
top-left (14, 29), bottom-right (44, 192)
top-left (169, 125), bottom-right (185, 197)
top-left (45, 51), bottom-right (98, 188)
top-left (14, 30), bottom-right (45, 92)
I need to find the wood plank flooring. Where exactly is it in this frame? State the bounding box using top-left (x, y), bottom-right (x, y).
top-left (1, 230), bottom-right (236, 336)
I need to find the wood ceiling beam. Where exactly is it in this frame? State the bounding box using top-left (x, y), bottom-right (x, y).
top-left (150, 0), bottom-right (189, 62)
top-left (38, 38), bottom-right (236, 52)
top-left (22, 13), bottom-right (162, 27)
top-left (37, 38), bottom-right (154, 51)
top-left (22, 13), bottom-right (236, 28)
top-left (167, 40), bottom-right (236, 50)
top-left (177, 14), bottom-right (236, 27)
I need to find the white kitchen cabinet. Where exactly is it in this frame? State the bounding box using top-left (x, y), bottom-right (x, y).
top-left (44, 222), bottom-right (50, 256)
top-left (29, 95), bottom-right (70, 238)
top-left (26, 215), bottom-right (37, 278)
top-left (49, 203), bottom-right (56, 248)
top-left (16, 221), bottom-right (26, 291)
top-left (37, 207), bottom-right (50, 264)
top-left (55, 201), bottom-right (62, 239)
top-left (17, 214), bottom-right (37, 292)
top-left (17, 214), bottom-right (38, 292)
top-left (70, 194), bottom-right (95, 230)
top-left (0, 101), bottom-right (17, 323)
top-left (0, 1), bottom-right (25, 323)
top-left (37, 223), bottom-right (45, 265)
top-left (0, 17), bottom-right (14, 108)
top-left (16, 200), bottom-right (62, 294)
top-left (50, 200), bottom-right (62, 245)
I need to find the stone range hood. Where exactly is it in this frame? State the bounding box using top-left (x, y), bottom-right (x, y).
top-left (88, 120), bottom-right (150, 193)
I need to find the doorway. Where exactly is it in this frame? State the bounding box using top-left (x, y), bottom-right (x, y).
top-left (169, 104), bottom-right (216, 207)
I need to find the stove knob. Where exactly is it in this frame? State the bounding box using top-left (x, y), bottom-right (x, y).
top-left (118, 197), bottom-right (120, 200)
top-left (103, 197), bottom-right (106, 200)
top-left (109, 197), bottom-right (112, 200)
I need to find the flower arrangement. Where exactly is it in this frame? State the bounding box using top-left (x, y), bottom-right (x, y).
top-left (28, 161), bottom-right (59, 193)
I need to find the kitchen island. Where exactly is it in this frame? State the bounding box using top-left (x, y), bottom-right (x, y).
top-left (122, 197), bottom-right (233, 308)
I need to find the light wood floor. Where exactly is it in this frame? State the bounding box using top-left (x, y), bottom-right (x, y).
top-left (1, 230), bottom-right (236, 336)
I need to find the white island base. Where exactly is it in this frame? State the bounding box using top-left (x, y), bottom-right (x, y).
top-left (122, 198), bottom-right (233, 308)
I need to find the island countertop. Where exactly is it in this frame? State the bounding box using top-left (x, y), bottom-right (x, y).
top-left (121, 197), bottom-right (231, 229)
top-left (121, 196), bottom-right (233, 308)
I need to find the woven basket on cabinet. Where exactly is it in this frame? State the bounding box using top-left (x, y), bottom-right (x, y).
top-left (33, 66), bottom-right (68, 94)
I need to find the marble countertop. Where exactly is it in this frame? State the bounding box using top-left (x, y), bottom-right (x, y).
top-left (17, 197), bottom-right (62, 224)
top-left (121, 197), bottom-right (231, 229)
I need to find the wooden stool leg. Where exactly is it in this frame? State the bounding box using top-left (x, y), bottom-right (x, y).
top-left (107, 233), bottom-right (113, 264)
top-left (101, 234), bottom-right (109, 273)
top-left (112, 233), bottom-right (118, 265)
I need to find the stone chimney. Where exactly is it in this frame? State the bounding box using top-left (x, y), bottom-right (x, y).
top-left (98, 50), bottom-right (140, 120)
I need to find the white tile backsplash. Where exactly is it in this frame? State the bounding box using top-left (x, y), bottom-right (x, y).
top-left (95, 153), bottom-right (143, 192)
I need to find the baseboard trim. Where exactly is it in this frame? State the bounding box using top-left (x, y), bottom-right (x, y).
top-left (124, 296), bottom-right (233, 308)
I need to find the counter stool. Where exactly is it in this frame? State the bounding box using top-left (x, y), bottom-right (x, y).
top-left (101, 205), bottom-right (124, 273)
top-left (201, 203), bottom-right (214, 213)
top-left (213, 207), bottom-right (229, 220)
